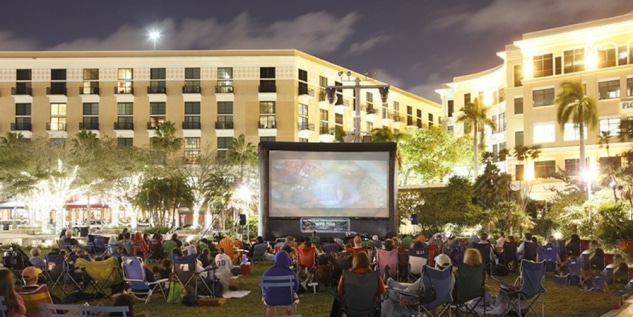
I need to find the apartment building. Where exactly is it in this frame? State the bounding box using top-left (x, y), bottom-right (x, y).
top-left (437, 12), bottom-right (633, 199)
top-left (0, 49), bottom-right (440, 162)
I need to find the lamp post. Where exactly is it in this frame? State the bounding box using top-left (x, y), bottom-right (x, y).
top-left (148, 31), bottom-right (161, 51)
top-left (326, 72), bottom-right (389, 142)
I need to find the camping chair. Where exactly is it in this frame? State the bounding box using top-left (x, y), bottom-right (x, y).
top-left (172, 254), bottom-right (214, 296)
top-left (497, 259), bottom-right (546, 317)
top-left (16, 284), bottom-right (54, 317)
top-left (536, 244), bottom-right (559, 273)
top-left (44, 253), bottom-right (82, 297)
top-left (147, 239), bottom-right (164, 262)
top-left (260, 275), bottom-right (298, 316)
top-left (0, 295), bottom-right (6, 317)
top-left (252, 243), bottom-right (269, 262)
top-left (41, 303), bottom-right (130, 317)
top-left (501, 242), bottom-right (518, 272)
top-left (330, 270), bottom-right (381, 317)
top-left (87, 235), bottom-right (109, 259)
top-left (376, 248), bottom-right (399, 280)
top-left (408, 254), bottom-right (427, 282)
top-left (2, 244), bottom-right (34, 279)
top-left (393, 265), bottom-right (454, 317)
top-left (397, 252), bottom-right (410, 282)
top-left (121, 256), bottom-right (168, 303)
top-left (473, 243), bottom-right (495, 276)
top-left (75, 256), bottom-right (124, 299)
top-left (296, 246), bottom-right (317, 284)
top-left (452, 262), bottom-right (486, 317)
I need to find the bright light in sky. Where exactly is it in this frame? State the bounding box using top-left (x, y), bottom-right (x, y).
top-left (148, 30), bottom-right (161, 50)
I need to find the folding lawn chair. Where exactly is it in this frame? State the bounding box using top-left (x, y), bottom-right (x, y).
top-left (408, 255), bottom-right (427, 282)
top-left (453, 262), bottom-right (486, 317)
top-left (2, 244), bottom-right (34, 279)
top-left (393, 265), bottom-right (454, 317)
top-left (536, 244), bottom-right (559, 273)
top-left (172, 254), bottom-right (215, 296)
top-left (44, 253), bottom-right (82, 297)
top-left (75, 256), bottom-right (124, 299)
top-left (330, 270), bottom-right (381, 317)
top-left (376, 248), bottom-right (399, 280)
top-left (121, 256), bottom-right (168, 303)
top-left (16, 284), bottom-right (54, 317)
top-left (497, 259), bottom-right (546, 317)
top-left (260, 275), bottom-right (298, 316)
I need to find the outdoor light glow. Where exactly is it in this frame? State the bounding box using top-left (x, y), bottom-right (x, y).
top-left (585, 51), bottom-right (597, 70)
top-left (552, 230), bottom-right (562, 240)
top-left (148, 30), bottom-right (161, 50)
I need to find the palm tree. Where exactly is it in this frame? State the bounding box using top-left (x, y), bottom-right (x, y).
top-left (598, 130), bottom-right (612, 158)
top-left (555, 80), bottom-right (598, 175)
top-left (456, 98), bottom-right (497, 178)
top-left (150, 121), bottom-right (183, 164)
top-left (225, 134), bottom-right (257, 183)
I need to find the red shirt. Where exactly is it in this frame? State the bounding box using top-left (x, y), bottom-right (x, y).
top-left (337, 267), bottom-right (386, 302)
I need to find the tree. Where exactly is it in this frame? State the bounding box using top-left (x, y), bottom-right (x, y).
top-left (555, 80), bottom-right (598, 176)
top-left (225, 134), bottom-right (257, 183)
top-left (150, 121), bottom-right (183, 164)
top-left (456, 98), bottom-right (497, 178)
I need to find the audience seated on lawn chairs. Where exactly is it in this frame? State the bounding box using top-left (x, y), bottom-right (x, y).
top-left (0, 268), bottom-right (27, 317)
top-left (565, 234), bottom-right (582, 258)
top-left (28, 248), bottom-right (46, 271)
top-left (536, 236), bottom-right (561, 273)
top-left (214, 247), bottom-right (240, 294)
top-left (517, 232), bottom-right (538, 262)
top-left (261, 250), bottom-right (300, 317)
top-left (330, 251), bottom-right (385, 317)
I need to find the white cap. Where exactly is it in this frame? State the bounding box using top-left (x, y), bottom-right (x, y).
top-left (434, 254), bottom-right (451, 268)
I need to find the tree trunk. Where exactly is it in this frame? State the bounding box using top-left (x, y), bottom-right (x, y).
top-left (473, 124), bottom-right (479, 179)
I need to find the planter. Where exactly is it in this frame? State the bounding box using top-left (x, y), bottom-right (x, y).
top-left (605, 253), bottom-right (615, 266)
top-left (580, 239), bottom-right (591, 252)
top-left (617, 239), bottom-right (633, 254)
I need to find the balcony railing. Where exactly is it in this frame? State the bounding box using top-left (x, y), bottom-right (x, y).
top-left (147, 122), bottom-right (162, 130)
top-left (11, 122), bottom-right (31, 131)
top-left (298, 87), bottom-right (315, 96)
top-left (215, 121), bottom-right (234, 129)
top-left (114, 122), bottom-right (134, 130)
top-left (182, 85), bottom-right (201, 93)
top-left (46, 122), bottom-right (67, 131)
top-left (114, 87), bottom-right (134, 94)
top-left (79, 122), bottom-right (99, 130)
top-left (147, 86), bottom-right (166, 94)
top-left (11, 87), bottom-right (32, 95)
top-left (319, 126), bottom-right (329, 135)
top-left (258, 121), bottom-right (276, 129)
top-left (79, 87), bottom-right (99, 95)
top-left (366, 106), bottom-right (377, 114)
top-left (298, 123), bottom-right (315, 131)
top-left (182, 121), bottom-right (201, 129)
top-left (215, 85), bottom-right (234, 93)
top-left (46, 87), bottom-right (67, 95)
top-left (258, 81), bottom-right (276, 93)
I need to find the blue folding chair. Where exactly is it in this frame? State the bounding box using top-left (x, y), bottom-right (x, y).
top-left (498, 259), bottom-right (546, 317)
top-left (536, 245), bottom-right (559, 273)
top-left (121, 256), bottom-right (168, 303)
top-left (394, 265), bottom-right (454, 317)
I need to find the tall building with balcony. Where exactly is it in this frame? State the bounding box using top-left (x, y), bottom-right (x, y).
top-left (0, 50), bottom-right (440, 161)
top-left (437, 12), bottom-right (633, 199)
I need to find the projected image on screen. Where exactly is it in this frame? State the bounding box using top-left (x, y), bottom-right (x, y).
top-left (269, 151), bottom-right (389, 218)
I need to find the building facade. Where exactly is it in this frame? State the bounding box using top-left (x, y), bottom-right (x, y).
top-left (437, 12), bottom-right (633, 199)
top-left (0, 49), bottom-right (440, 162)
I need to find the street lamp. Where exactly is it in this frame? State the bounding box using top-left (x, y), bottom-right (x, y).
top-left (148, 31), bottom-right (161, 50)
top-left (326, 71), bottom-right (389, 142)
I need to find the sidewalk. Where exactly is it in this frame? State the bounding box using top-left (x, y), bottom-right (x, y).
top-left (601, 294), bottom-right (633, 317)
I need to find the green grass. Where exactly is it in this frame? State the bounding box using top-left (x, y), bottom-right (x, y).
top-left (56, 262), bottom-right (622, 317)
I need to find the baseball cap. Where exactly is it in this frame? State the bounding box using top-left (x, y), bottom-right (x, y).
top-left (434, 254), bottom-right (451, 268)
top-left (22, 266), bottom-right (42, 280)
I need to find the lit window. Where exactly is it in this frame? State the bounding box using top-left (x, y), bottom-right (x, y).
top-left (533, 122), bottom-right (555, 143)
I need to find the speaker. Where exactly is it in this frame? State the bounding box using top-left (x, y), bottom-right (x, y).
top-left (410, 214), bottom-right (418, 225)
top-left (239, 214), bottom-right (246, 225)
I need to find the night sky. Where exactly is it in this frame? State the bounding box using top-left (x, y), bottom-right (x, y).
top-left (1, 0), bottom-right (632, 102)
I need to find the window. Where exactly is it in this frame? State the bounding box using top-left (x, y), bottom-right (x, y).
top-left (298, 103), bottom-right (309, 130)
top-left (82, 103), bottom-right (99, 130)
top-left (149, 102), bottom-right (166, 128)
top-left (515, 164), bottom-right (524, 181)
top-left (533, 88), bottom-right (555, 107)
top-left (367, 92), bottom-right (375, 113)
top-left (416, 109), bottom-right (422, 128)
top-left (563, 123), bottom-right (587, 141)
top-left (17, 69), bottom-right (31, 81)
top-left (555, 56), bottom-right (562, 75)
top-left (149, 68), bottom-right (166, 93)
top-left (217, 67), bottom-right (233, 93)
top-left (117, 68), bottom-right (133, 94)
top-left (335, 113), bottom-right (343, 126)
top-left (534, 161), bottom-right (556, 178)
top-left (533, 122), bottom-right (555, 143)
top-left (463, 93), bottom-right (471, 105)
top-left (513, 65), bottom-right (523, 87)
top-left (15, 69), bottom-right (32, 95)
top-left (14, 103), bottom-right (31, 130)
top-left (318, 76), bottom-right (327, 102)
top-left (447, 100), bottom-right (454, 117)
top-left (49, 69), bottom-right (67, 95)
top-left (184, 67), bottom-right (200, 93)
top-left (428, 113), bottom-right (434, 127)
top-left (217, 137), bottom-right (232, 158)
top-left (599, 117), bottom-right (621, 136)
top-left (564, 48), bottom-right (585, 73)
top-left (184, 137), bottom-right (200, 164)
top-left (81, 69), bottom-right (99, 94)
top-left (533, 53), bottom-right (553, 77)
top-left (216, 101), bottom-right (234, 129)
top-left (118, 138), bottom-right (133, 147)
top-left (598, 79), bottom-right (620, 99)
top-left (320, 109), bottom-right (329, 134)
top-left (260, 136), bottom-right (276, 142)
top-left (183, 102), bottom-right (201, 129)
top-left (498, 113), bottom-right (506, 132)
top-left (49, 103), bottom-right (67, 131)
top-left (259, 101), bottom-right (276, 128)
top-left (515, 131), bottom-right (524, 147)
top-left (498, 88), bottom-right (505, 103)
top-left (565, 159), bottom-right (580, 176)
top-left (298, 69), bottom-right (309, 95)
top-left (619, 46), bottom-right (629, 66)
top-left (116, 102), bottom-right (133, 129)
top-left (598, 46), bottom-right (617, 68)
top-left (514, 97), bottom-right (523, 114)
top-left (259, 67), bottom-right (276, 93)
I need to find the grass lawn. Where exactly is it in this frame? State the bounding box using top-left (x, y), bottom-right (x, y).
top-left (59, 261), bottom-right (625, 317)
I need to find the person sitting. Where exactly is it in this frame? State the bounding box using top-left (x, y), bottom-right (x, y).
top-left (161, 234), bottom-right (179, 260)
top-left (116, 232), bottom-right (133, 256)
top-left (331, 251), bottom-right (386, 317)
top-left (198, 248), bottom-right (212, 268)
top-left (18, 266), bottom-right (63, 307)
top-left (346, 235), bottom-right (368, 256)
top-left (565, 234), bottom-right (582, 258)
top-left (214, 248), bottom-right (240, 293)
top-left (262, 250), bottom-right (299, 316)
top-left (0, 269), bottom-right (27, 317)
top-left (158, 258), bottom-right (172, 280)
top-left (28, 248), bottom-right (46, 271)
top-left (112, 293), bottom-right (149, 317)
top-left (609, 254), bottom-right (630, 286)
top-left (536, 236), bottom-right (561, 272)
top-left (517, 233), bottom-right (537, 261)
top-left (581, 247), bottom-right (606, 290)
top-left (249, 236), bottom-right (273, 261)
top-left (132, 232), bottom-right (148, 258)
top-left (63, 230), bottom-right (80, 251)
top-left (381, 254), bottom-right (454, 317)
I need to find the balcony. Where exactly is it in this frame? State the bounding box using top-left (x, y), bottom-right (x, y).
top-left (258, 121), bottom-right (277, 129)
top-left (79, 122), bottom-right (99, 130)
top-left (258, 81), bottom-right (276, 93)
top-left (114, 122), bottom-right (134, 130)
top-left (46, 87), bottom-right (67, 95)
top-left (79, 87), bottom-right (99, 95)
top-left (11, 87), bottom-right (32, 95)
top-left (298, 122), bottom-right (315, 132)
top-left (215, 121), bottom-right (234, 129)
top-left (182, 121), bottom-right (201, 129)
top-left (298, 87), bottom-right (315, 97)
top-left (114, 87), bottom-right (134, 94)
top-left (215, 85), bottom-right (234, 93)
top-left (46, 122), bottom-right (67, 131)
top-left (11, 122), bottom-right (31, 131)
top-left (182, 85), bottom-right (201, 94)
top-left (319, 126), bottom-right (330, 135)
top-left (147, 86), bottom-right (166, 94)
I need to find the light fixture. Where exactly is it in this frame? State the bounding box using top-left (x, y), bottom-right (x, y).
top-left (148, 30), bottom-right (161, 50)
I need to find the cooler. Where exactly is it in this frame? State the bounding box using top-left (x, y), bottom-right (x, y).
top-left (240, 262), bottom-right (251, 276)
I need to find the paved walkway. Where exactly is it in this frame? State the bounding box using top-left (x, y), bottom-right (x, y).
top-left (601, 294), bottom-right (633, 317)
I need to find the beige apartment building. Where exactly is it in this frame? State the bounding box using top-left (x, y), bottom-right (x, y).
top-left (437, 12), bottom-right (633, 199)
top-left (0, 49), bottom-right (440, 162)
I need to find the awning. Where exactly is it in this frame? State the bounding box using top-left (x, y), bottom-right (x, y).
top-left (66, 195), bottom-right (109, 208)
top-left (0, 201), bottom-right (25, 209)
